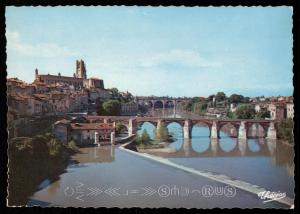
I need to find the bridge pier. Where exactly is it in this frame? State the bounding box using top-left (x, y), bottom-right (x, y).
top-left (211, 138), bottom-right (218, 156)
top-left (182, 139), bottom-right (192, 156)
top-left (238, 121), bottom-right (247, 139)
top-left (95, 131), bottom-right (100, 147)
top-left (128, 119), bottom-right (135, 136)
top-left (267, 122), bottom-right (277, 140)
top-left (183, 120), bottom-right (191, 139)
top-left (238, 139), bottom-right (247, 156)
top-left (173, 100), bottom-right (177, 117)
top-left (111, 131), bottom-right (115, 145)
top-left (210, 121), bottom-right (219, 139)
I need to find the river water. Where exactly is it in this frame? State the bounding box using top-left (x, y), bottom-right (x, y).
top-left (28, 109), bottom-right (294, 208)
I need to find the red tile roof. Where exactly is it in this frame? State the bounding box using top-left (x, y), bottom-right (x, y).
top-left (70, 123), bottom-right (114, 130)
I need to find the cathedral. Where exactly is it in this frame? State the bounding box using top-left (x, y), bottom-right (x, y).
top-left (34, 60), bottom-right (104, 89)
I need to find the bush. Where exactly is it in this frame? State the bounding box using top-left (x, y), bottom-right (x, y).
top-left (47, 138), bottom-right (62, 156)
top-left (141, 129), bottom-right (151, 143)
top-left (135, 129), bottom-right (151, 145)
top-left (68, 140), bottom-right (79, 151)
top-left (235, 104), bottom-right (256, 119)
top-left (31, 135), bottom-right (49, 157)
top-left (277, 119), bottom-right (294, 144)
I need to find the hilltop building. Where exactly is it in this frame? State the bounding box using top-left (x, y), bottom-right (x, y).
top-left (34, 60), bottom-right (105, 90)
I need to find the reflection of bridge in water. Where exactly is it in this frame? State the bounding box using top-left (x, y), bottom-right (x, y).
top-left (148, 138), bottom-right (278, 158)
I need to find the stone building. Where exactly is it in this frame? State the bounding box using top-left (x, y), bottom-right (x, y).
top-left (286, 103), bottom-right (294, 119)
top-left (34, 60), bottom-right (105, 91)
top-left (121, 102), bottom-right (139, 116)
top-left (268, 103), bottom-right (285, 120)
top-left (7, 93), bottom-right (43, 116)
top-left (53, 119), bottom-right (115, 145)
top-left (7, 78), bottom-right (36, 95)
top-left (83, 77), bottom-right (104, 89)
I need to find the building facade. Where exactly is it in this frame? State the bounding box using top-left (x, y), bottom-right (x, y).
top-left (121, 102), bottom-right (139, 116)
top-left (53, 119), bottom-right (115, 145)
top-left (286, 103), bottom-right (294, 119)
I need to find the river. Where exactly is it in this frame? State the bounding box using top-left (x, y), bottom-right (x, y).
top-left (28, 109), bottom-right (294, 208)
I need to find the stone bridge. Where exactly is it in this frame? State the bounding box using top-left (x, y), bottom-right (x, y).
top-left (85, 116), bottom-right (277, 140)
top-left (135, 96), bottom-right (191, 111)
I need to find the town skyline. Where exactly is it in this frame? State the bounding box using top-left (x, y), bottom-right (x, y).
top-left (6, 6), bottom-right (293, 97)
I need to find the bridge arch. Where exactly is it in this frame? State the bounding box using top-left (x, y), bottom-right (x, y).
top-left (247, 139), bottom-right (261, 153)
top-left (115, 122), bottom-right (129, 137)
top-left (247, 123), bottom-right (267, 138)
top-left (164, 100), bottom-right (175, 108)
top-left (137, 121), bottom-right (157, 139)
top-left (218, 122), bottom-right (238, 138)
top-left (153, 100), bottom-right (164, 109)
top-left (191, 121), bottom-right (211, 138)
top-left (165, 121), bottom-right (183, 139)
top-left (191, 138), bottom-right (211, 153)
top-left (219, 138), bottom-right (238, 153)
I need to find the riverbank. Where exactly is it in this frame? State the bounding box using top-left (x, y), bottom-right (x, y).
top-left (7, 135), bottom-right (79, 206)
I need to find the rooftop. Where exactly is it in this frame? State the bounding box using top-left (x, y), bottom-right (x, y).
top-left (70, 122), bottom-right (114, 130)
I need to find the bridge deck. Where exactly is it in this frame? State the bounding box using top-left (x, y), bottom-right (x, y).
top-left (85, 115), bottom-right (274, 123)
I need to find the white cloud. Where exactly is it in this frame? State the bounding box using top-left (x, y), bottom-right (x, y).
top-left (139, 49), bottom-right (221, 69)
top-left (6, 30), bottom-right (79, 58)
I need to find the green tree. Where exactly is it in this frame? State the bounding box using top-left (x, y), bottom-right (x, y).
top-left (109, 88), bottom-right (120, 99)
top-left (115, 123), bottom-right (127, 134)
top-left (255, 109), bottom-right (271, 119)
top-left (227, 110), bottom-right (235, 119)
top-left (235, 104), bottom-right (256, 119)
top-left (243, 96), bottom-right (250, 103)
top-left (97, 100), bottom-right (105, 115)
top-left (215, 92), bottom-right (226, 102)
top-left (183, 101), bottom-right (193, 111)
top-left (47, 138), bottom-right (62, 156)
top-left (208, 94), bottom-right (215, 102)
top-left (102, 100), bottom-right (121, 115)
top-left (229, 94), bottom-right (244, 104)
top-left (141, 129), bottom-right (151, 143)
top-left (277, 119), bottom-right (294, 144)
top-left (68, 140), bottom-right (79, 151)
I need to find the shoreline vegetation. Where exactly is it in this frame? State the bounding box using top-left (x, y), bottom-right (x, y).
top-left (8, 133), bottom-right (79, 206)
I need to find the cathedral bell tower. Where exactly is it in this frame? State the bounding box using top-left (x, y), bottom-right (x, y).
top-left (75, 59), bottom-right (87, 79)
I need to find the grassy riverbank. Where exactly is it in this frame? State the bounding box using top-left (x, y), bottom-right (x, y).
top-left (8, 133), bottom-right (78, 206)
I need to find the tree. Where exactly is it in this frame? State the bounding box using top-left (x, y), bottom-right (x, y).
top-left (115, 123), bottom-right (127, 134)
top-left (215, 92), bottom-right (226, 102)
top-left (235, 104), bottom-right (256, 119)
top-left (243, 96), bottom-right (250, 103)
top-left (141, 129), bottom-right (151, 143)
top-left (97, 100), bottom-right (105, 115)
top-left (226, 110), bottom-right (235, 119)
top-left (256, 109), bottom-right (271, 119)
top-left (208, 94), bottom-right (215, 102)
top-left (123, 92), bottom-right (134, 103)
top-left (102, 100), bottom-right (121, 116)
top-left (229, 94), bottom-right (244, 104)
top-left (277, 118), bottom-right (294, 144)
top-left (183, 101), bottom-right (193, 111)
top-left (109, 88), bottom-right (120, 99)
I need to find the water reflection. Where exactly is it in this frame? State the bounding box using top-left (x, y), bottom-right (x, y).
top-left (71, 145), bottom-right (115, 164)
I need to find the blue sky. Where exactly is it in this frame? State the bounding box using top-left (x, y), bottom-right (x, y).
top-left (6, 6), bottom-right (293, 97)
